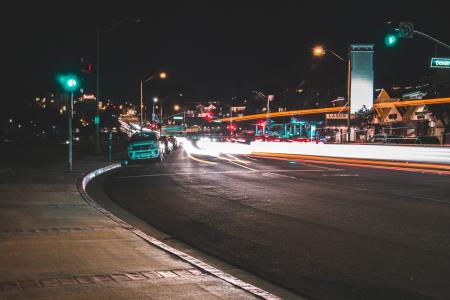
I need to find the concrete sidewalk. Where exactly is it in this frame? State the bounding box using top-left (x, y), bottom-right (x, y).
top-left (0, 158), bottom-right (270, 299)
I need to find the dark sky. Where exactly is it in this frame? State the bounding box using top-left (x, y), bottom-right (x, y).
top-left (1, 0), bottom-right (450, 117)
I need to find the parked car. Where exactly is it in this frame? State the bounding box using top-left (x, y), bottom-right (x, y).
top-left (127, 132), bottom-right (161, 162)
top-left (159, 136), bottom-right (173, 154)
top-left (167, 136), bottom-right (179, 149)
top-left (370, 134), bottom-right (404, 143)
top-left (415, 136), bottom-right (441, 145)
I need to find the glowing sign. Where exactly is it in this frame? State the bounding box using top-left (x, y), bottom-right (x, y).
top-left (430, 57), bottom-right (450, 69)
top-left (350, 44), bottom-right (374, 114)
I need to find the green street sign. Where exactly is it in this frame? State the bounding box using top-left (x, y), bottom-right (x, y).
top-left (94, 116), bottom-right (100, 125)
top-left (430, 57), bottom-right (450, 69)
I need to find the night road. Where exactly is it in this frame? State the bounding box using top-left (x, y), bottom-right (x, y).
top-left (99, 148), bottom-right (450, 300)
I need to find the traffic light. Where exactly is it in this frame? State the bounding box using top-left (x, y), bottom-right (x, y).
top-left (257, 120), bottom-right (266, 128)
top-left (385, 34), bottom-right (397, 47)
top-left (384, 21), bottom-right (415, 46)
top-left (204, 112), bottom-right (212, 121)
top-left (227, 123), bottom-right (237, 131)
top-left (399, 22), bottom-right (414, 38)
top-left (57, 74), bottom-right (79, 92)
top-left (384, 21), bottom-right (398, 47)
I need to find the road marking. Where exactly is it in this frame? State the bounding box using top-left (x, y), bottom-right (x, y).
top-left (263, 172), bottom-right (297, 179)
top-left (116, 168), bottom-right (343, 179)
top-left (218, 155), bottom-right (257, 171)
top-left (245, 156), bottom-right (258, 161)
top-left (187, 153), bottom-right (218, 165)
top-left (224, 154), bottom-right (252, 165)
top-left (322, 174), bottom-right (360, 177)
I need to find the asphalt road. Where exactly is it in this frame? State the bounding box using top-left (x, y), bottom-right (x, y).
top-left (102, 148), bottom-right (450, 300)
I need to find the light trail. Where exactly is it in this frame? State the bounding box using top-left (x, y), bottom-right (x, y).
top-left (218, 97), bottom-right (450, 122)
top-left (182, 139), bottom-right (450, 172)
top-left (251, 153), bottom-right (450, 175)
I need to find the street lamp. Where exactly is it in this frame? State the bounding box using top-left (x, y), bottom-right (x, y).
top-left (158, 93), bottom-right (183, 134)
top-left (140, 72), bottom-right (167, 129)
top-left (312, 45), bottom-right (350, 142)
top-left (152, 97), bottom-right (158, 122)
top-left (312, 46), bottom-right (347, 62)
top-left (96, 18), bottom-right (140, 154)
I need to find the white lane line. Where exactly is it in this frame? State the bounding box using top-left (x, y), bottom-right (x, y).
top-left (263, 172), bottom-right (297, 179)
top-left (225, 154), bottom-right (252, 165)
top-left (245, 156), bottom-right (259, 161)
top-left (117, 170), bottom-right (247, 179)
top-left (187, 153), bottom-right (218, 165)
top-left (116, 168), bottom-right (343, 179)
top-left (322, 174), bottom-right (360, 177)
top-left (218, 155), bottom-right (257, 171)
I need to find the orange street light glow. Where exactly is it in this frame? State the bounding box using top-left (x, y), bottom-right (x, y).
top-left (159, 72), bottom-right (167, 79)
top-left (313, 46), bottom-right (325, 56)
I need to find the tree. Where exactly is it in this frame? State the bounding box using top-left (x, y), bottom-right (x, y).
top-left (353, 106), bottom-right (377, 141)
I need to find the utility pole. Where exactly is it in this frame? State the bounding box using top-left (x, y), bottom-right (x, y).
top-left (95, 28), bottom-right (101, 154)
top-left (67, 92), bottom-right (73, 172)
top-left (347, 48), bottom-right (352, 143)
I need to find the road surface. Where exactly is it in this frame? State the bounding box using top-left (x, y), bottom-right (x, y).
top-left (100, 148), bottom-right (450, 300)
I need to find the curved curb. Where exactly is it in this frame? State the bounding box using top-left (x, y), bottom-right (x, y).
top-left (77, 163), bottom-right (281, 300)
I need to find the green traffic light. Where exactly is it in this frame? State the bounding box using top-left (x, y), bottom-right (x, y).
top-left (385, 34), bottom-right (397, 46)
top-left (67, 78), bottom-right (77, 88)
top-left (57, 74), bottom-right (79, 92)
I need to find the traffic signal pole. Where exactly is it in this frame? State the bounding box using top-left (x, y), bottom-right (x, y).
top-left (413, 30), bottom-right (450, 51)
top-left (67, 92), bottom-right (73, 172)
top-left (347, 49), bottom-right (352, 143)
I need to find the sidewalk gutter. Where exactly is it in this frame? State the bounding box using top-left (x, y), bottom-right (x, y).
top-left (78, 163), bottom-right (281, 300)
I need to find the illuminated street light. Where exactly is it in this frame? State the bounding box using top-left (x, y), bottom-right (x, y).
top-left (174, 104), bottom-right (180, 111)
top-left (313, 46), bottom-right (326, 56)
top-left (140, 72), bottom-right (168, 127)
top-left (312, 45), bottom-right (350, 141)
top-left (312, 45), bottom-right (346, 61)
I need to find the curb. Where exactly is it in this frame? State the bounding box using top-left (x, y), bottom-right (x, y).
top-left (77, 163), bottom-right (281, 300)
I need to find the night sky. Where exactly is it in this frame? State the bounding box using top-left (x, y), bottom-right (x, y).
top-left (2, 1), bottom-right (450, 118)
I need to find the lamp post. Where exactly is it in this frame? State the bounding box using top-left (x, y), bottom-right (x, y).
top-left (140, 72), bottom-right (167, 129)
top-left (158, 93), bottom-right (183, 134)
top-left (95, 18), bottom-right (140, 154)
top-left (312, 46), bottom-right (351, 142)
top-left (152, 97), bottom-right (158, 122)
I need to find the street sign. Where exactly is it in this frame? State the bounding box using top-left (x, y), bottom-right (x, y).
top-left (430, 57), bottom-right (450, 69)
top-left (326, 113), bottom-right (348, 119)
top-left (173, 116), bottom-right (183, 120)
